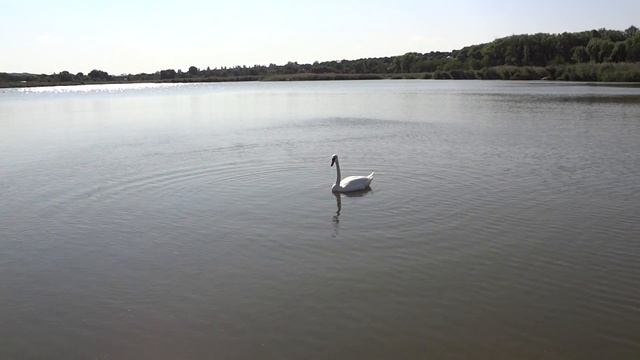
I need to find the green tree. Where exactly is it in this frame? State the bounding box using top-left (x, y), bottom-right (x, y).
top-left (522, 45), bottom-right (531, 65)
top-left (586, 38), bottom-right (603, 62)
top-left (599, 40), bottom-right (615, 62)
top-left (628, 33), bottom-right (640, 61)
top-left (571, 46), bottom-right (589, 63)
top-left (609, 42), bottom-right (628, 62)
top-left (59, 71), bottom-right (73, 82)
top-left (159, 69), bottom-right (176, 79)
top-left (283, 61), bottom-right (299, 74)
top-left (188, 66), bottom-right (199, 76)
top-left (88, 69), bottom-right (110, 80)
top-left (625, 26), bottom-right (639, 38)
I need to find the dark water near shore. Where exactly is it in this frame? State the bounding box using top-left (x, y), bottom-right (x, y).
top-left (1, 80), bottom-right (639, 359)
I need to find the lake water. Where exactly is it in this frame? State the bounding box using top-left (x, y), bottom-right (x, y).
top-left (1, 80), bottom-right (639, 359)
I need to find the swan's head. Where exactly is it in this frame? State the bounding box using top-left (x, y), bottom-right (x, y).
top-left (330, 154), bottom-right (338, 167)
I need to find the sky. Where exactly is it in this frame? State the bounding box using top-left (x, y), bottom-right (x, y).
top-left (1, 0), bottom-right (639, 74)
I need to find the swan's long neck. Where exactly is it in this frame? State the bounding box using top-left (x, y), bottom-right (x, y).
top-left (334, 158), bottom-right (341, 186)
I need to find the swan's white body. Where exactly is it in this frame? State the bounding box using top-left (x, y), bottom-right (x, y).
top-left (331, 154), bottom-right (374, 193)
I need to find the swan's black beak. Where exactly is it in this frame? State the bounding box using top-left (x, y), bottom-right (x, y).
top-left (331, 158), bottom-right (335, 167)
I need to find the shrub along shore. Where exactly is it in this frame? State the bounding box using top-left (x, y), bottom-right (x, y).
top-left (3, 26), bottom-right (640, 88)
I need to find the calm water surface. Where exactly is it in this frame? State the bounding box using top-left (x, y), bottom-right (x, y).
top-left (1, 80), bottom-right (639, 359)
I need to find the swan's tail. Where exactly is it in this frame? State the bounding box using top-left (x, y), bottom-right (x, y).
top-left (368, 171), bottom-right (375, 179)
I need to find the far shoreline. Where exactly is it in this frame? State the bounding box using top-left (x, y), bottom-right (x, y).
top-left (2, 71), bottom-right (640, 90)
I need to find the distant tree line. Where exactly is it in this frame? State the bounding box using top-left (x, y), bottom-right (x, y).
top-left (2, 26), bottom-right (640, 87)
top-left (0, 69), bottom-right (114, 85)
top-left (452, 26), bottom-right (640, 68)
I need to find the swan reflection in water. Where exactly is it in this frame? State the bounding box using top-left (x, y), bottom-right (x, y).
top-left (332, 188), bottom-right (372, 237)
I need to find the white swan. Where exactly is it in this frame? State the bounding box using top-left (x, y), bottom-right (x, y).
top-left (330, 154), bottom-right (374, 193)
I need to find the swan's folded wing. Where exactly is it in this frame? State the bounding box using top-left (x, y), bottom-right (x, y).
top-left (339, 175), bottom-right (372, 190)
top-left (340, 175), bottom-right (365, 184)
